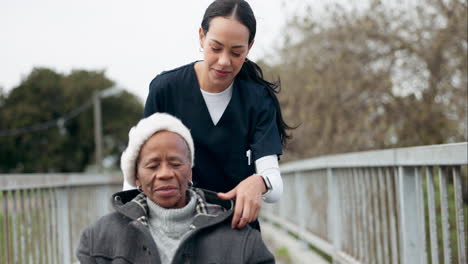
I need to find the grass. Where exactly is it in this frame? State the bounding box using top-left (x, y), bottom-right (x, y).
top-left (274, 247), bottom-right (292, 263)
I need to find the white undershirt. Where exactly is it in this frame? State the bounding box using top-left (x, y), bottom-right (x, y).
top-left (200, 83), bottom-right (233, 125)
top-left (255, 155), bottom-right (283, 203)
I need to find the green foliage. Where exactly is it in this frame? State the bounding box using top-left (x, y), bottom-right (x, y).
top-left (0, 87), bottom-right (5, 107)
top-left (0, 68), bottom-right (143, 172)
top-left (274, 247), bottom-right (292, 263)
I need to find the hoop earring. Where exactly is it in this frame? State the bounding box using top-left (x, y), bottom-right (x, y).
top-left (137, 186), bottom-right (143, 192)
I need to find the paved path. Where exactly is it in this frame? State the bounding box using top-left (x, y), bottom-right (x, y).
top-left (261, 221), bottom-right (330, 264)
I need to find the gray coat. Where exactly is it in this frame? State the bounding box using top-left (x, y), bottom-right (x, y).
top-left (76, 188), bottom-right (275, 264)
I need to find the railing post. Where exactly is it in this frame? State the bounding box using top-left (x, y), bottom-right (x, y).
top-left (439, 167), bottom-right (452, 264)
top-left (453, 166), bottom-right (467, 263)
top-left (397, 166), bottom-right (423, 264)
top-left (295, 171), bottom-right (307, 245)
top-left (279, 174), bottom-right (288, 221)
top-left (93, 92), bottom-right (103, 173)
top-left (327, 168), bottom-right (341, 262)
top-left (97, 185), bottom-right (109, 219)
top-left (57, 188), bottom-right (71, 264)
top-left (415, 168), bottom-right (427, 263)
top-left (426, 167), bottom-right (439, 264)
top-left (2, 191), bottom-right (11, 264)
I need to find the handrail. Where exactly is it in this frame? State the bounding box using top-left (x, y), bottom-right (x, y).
top-left (262, 142), bottom-right (467, 264)
top-left (0, 173), bottom-right (122, 264)
top-left (280, 142), bottom-right (468, 172)
top-left (1, 143), bottom-right (466, 264)
top-left (0, 173), bottom-right (122, 191)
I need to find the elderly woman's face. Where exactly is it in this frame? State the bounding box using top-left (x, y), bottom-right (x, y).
top-left (135, 131), bottom-right (192, 209)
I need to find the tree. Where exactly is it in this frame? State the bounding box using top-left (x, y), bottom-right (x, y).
top-left (0, 68), bottom-right (143, 173)
top-left (263, 0), bottom-right (467, 160)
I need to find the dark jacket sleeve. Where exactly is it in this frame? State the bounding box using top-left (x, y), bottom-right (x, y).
top-left (76, 227), bottom-right (97, 264)
top-left (250, 89), bottom-right (282, 161)
top-left (244, 228), bottom-right (275, 264)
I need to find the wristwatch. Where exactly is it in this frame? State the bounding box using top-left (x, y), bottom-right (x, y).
top-left (261, 175), bottom-right (273, 196)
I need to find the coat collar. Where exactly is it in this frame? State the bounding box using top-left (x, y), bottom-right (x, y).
top-left (111, 188), bottom-right (234, 228)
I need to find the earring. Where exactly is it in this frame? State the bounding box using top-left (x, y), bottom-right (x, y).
top-left (199, 47), bottom-right (203, 52)
top-left (188, 180), bottom-right (194, 188)
top-left (137, 186), bottom-right (143, 192)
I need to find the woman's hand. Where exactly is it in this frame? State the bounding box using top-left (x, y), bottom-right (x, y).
top-left (217, 174), bottom-right (267, 229)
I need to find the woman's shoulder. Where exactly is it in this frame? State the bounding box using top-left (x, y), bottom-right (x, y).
top-left (149, 61), bottom-right (197, 94)
top-left (151, 61), bottom-right (197, 83)
top-left (235, 78), bottom-right (272, 102)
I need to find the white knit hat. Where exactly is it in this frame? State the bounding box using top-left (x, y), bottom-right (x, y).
top-left (120, 113), bottom-right (195, 188)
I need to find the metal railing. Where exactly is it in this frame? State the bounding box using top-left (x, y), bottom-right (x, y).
top-left (1, 143), bottom-right (466, 264)
top-left (0, 173), bottom-right (122, 264)
top-left (262, 143), bottom-right (467, 264)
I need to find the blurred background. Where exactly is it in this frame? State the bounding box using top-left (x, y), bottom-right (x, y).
top-left (0, 0), bottom-right (466, 172)
top-left (1, 1), bottom-right (466, 263)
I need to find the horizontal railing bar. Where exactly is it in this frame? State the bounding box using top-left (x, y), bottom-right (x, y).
top-left (261, 212), bottom-right (335, 255)
top-left (0, 173), bottom-right (122, 191)
top-left (335, 251), bottom-right (361, 264)
top-left (280, 142), bottom-right (467, 173)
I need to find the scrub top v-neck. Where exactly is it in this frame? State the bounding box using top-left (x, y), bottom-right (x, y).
top-left (144, 61), bottom-right (282, 193)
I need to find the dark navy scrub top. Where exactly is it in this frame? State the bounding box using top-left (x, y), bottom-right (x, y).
top-left (144, 62), bottom-right (282, 193)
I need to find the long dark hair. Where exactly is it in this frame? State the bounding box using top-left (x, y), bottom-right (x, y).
top-left (201, 0), bottom-right (293, 146)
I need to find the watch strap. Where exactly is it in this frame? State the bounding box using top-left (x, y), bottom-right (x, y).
top-left (261, 174), bottom-right (273, 196)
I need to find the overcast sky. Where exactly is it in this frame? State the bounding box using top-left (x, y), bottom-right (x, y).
top-left (0, 0), bottom-right (315, 102)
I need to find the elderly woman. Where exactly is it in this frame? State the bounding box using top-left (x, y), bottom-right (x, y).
top-left (76, 113), bottom-right (275, 263)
